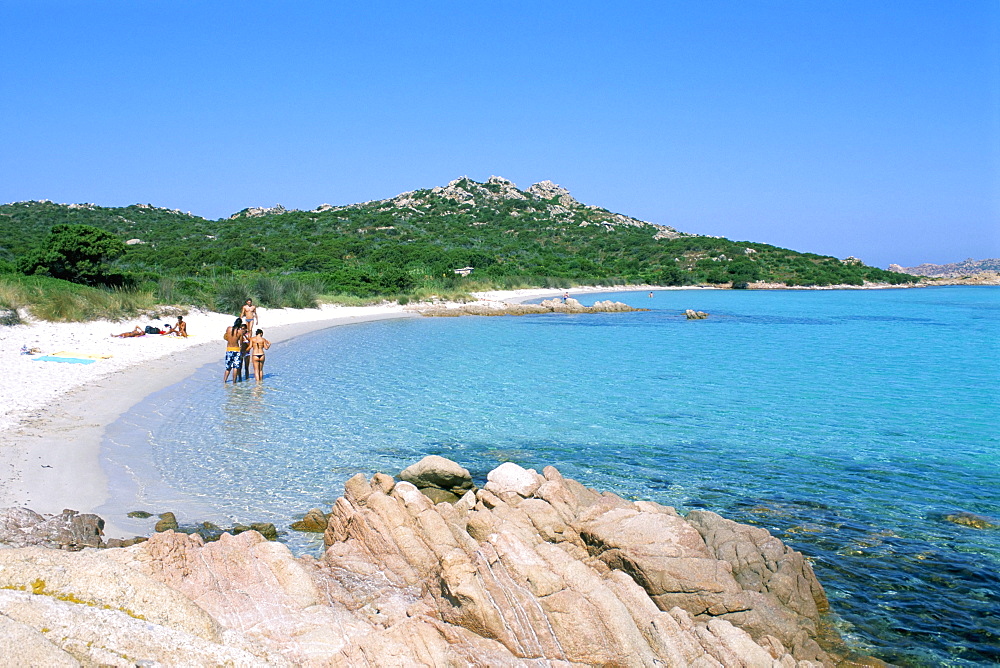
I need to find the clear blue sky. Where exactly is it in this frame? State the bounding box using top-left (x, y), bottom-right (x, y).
top-left (1, 2), bottom-right (996, 268)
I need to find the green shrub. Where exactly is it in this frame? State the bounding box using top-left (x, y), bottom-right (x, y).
top-left (215, 280), bottom-right (251, 315)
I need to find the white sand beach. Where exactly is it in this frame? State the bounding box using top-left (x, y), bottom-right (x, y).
top-left (0, 302), bottom-right (417, 532)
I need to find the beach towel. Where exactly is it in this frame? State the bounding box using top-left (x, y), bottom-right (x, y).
top-left (50, 351), bottom-right (114, 359)
top-left (33, 356), bottom-right (96, 365)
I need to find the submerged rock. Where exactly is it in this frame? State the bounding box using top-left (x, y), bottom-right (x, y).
top-left (686, 309), bottom-right (709, 319)
top-left (945, 512), bottom-right (998, 530)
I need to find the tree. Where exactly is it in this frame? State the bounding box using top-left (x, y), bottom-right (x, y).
top-left (18, 224), bottom-right (126, 285)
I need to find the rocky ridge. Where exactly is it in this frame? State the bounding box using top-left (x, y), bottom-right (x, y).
top-left (0, 460), bottom-right (880, 666)
top-left (888, 258), bottom-right (1000, 278)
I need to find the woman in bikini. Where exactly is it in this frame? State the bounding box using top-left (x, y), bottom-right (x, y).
top-left (248, 329), bottom-right (271, 382)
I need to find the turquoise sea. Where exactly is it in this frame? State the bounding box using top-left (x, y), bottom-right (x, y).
top-left (106, 286), bottom-right (999, 666)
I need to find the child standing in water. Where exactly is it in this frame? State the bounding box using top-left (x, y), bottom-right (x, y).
top-left (249, 329), bottom-right (271, 382)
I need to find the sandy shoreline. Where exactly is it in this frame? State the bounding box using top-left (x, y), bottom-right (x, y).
top-left (1, 286), bottom-right (641, 537)
top-left (0, 281), bottom-right (923, 538)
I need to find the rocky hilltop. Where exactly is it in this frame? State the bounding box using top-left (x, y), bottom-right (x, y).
top-left (0, 459), bottom-right (880, 666)
top-left (233, 175), bottom-right (685, 241)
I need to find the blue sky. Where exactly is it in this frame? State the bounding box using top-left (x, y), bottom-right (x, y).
top-left (1, 2), bottom-right (996, 268)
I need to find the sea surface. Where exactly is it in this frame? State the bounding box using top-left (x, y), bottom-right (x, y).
top-left (106, 286), bottom-right (1000, 666)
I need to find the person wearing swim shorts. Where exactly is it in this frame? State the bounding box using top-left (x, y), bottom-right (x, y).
top-left (249, 328), bottom-right (271, 382)
top-left (223, 318), bottom-right (243, 383)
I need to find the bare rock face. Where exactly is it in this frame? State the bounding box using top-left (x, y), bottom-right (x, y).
top-left (0, 463), bottom-right (861, 665)
top-left (0, 507), bottom-right (104, 550)
top-left (322, 465), bottom-right (834, 665)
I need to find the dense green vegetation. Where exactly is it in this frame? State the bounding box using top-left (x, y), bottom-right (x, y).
top-left (0, 178), bottom-right (917, 319)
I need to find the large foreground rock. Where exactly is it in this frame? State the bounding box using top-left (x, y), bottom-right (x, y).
top-left (0, 461), bottom-right (872, 665)
top-left (323, 461), bottom-right (845, 665)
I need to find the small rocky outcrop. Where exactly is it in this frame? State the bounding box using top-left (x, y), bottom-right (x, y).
top-left (399, 454), bottom-right (475, 499)
top-left (686, 309), bottom-right (709, 319)
top-left (416, 298), bottom-right (648, 317)
top-left (290, 507), bottom-right (330, 532)
top-left (154, 511), bottom-right (179, 532)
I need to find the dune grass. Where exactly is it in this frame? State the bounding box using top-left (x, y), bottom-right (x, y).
top-left (0, 275), bottom-right (159, 322)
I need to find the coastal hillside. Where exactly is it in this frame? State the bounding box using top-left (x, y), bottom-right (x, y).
top-left (0, 176), bottom-right (916, 300)
top-left (888, 257), bottom-right (1000, 277)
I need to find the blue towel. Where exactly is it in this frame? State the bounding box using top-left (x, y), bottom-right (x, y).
top-left (33, 356), bottom-right (96, 365)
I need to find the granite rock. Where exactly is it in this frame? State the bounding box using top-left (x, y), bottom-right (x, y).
top-left (0, 507), bottom-right (104, 550)
top-left (399, 455), bottom-right (474, 495)
top-left (0, 462), bottom-right (867, 665)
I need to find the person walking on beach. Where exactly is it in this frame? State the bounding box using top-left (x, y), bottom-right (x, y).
top-left (223, 318), bottom-right (243, 383)
top-left (240, 299), bottom-right (258, 331)
top-left (248, 329), bottom-right (271, 382)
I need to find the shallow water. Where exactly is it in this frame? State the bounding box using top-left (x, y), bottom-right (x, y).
top-left (108, 286), bottom-right (1000, 666)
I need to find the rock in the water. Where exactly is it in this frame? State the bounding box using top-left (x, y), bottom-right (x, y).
top-left (126, 510), bottom-right (153, 519)
top-left (685, 309), bottom-right (709, 319)
top-left (290, 508), bottom-right (329, 532)
top-left (0, 508), bottom-right (104, 550)
top-left (248, 522), bottom-right (278, 541)
top-left (154, 512), bottom-right (178, 532)
top-left (399, 455), bottom-right (474, 496)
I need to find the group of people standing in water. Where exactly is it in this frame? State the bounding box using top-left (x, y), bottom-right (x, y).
top-left (223, 299), bottom-right (270, 383)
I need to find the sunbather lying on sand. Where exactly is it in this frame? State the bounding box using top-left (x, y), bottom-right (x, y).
top-left (111, 326), bottom-right (145, 338)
